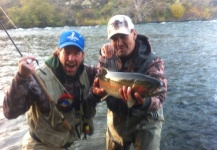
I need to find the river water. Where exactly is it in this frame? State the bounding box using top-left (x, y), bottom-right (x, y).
top-left (0, 21), bottom-right (217, 150)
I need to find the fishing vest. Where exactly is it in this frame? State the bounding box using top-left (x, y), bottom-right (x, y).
top-left (26, 65), bottom-right (92, 148)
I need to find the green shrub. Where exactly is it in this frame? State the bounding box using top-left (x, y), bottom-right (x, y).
top-left (7, 0), bottom-right (65, 28)
top-left (170, 3), bottom-right (185, 19)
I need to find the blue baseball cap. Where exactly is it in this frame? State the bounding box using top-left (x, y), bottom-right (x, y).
top-left (58, 30), bottom-right (85, 51)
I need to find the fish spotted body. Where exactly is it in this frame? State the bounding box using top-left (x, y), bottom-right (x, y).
top-left (98, 67), bottom-right (165, 108)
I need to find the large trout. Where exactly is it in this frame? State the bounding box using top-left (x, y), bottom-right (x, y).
top-left (98, 67), bottom-right (165, 108)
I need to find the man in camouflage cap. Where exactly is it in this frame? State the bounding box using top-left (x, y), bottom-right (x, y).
top-left (97, 15), bottom-right (167, 150)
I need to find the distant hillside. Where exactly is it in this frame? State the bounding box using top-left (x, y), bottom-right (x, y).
top-left (0, 0), bottom-right (217, 28)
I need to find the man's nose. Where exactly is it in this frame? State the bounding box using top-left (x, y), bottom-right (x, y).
top-left (68, 54), bottom-right (75, 61)
top-left (117, 37), bottom-right (124, 45)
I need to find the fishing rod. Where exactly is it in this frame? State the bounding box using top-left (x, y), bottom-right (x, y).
top-left (0, 11), bottom-right (73, 134)
top-left (0, 20), bottom-right (44, 74)
top-left (0, 21), bottom-right (23, 57)
top-left (0, 7), bottom-right (34, 53)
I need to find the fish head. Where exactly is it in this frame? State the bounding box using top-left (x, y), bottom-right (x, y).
top-left (148, 86), bottom-right (167, 97)
top-left (132, 80), bottom-right (166, 98)
top-left (97, 67), bottom-right (108, 79)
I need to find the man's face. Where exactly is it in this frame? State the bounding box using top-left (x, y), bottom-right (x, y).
top-left (110, 30), bottom-right (137, 57)
top-left (58, 45), bottom-right (84, 76)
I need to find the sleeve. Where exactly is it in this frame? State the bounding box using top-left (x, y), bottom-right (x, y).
top-left (83, 65), bottom-right (102, 118)
top-left (83, 90), bottom-right (101, 118)
top-left (85, 65), bottom-right (98, 86)
top-left (3, 73), bottom-right (33, 119)
top-left (97, 51), bottom-right (107, 69)
top-left (139, 57), bottom-right (167, 111)
top-left (3, 72), bottom-right (44, 119)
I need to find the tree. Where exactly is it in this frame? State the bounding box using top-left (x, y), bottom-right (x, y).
top-left (170, 3), bottom-right (185, 19)
top-left (132, 0), bottom-right (169, 23)
top-left (7, 0), bottom-right (66, 28)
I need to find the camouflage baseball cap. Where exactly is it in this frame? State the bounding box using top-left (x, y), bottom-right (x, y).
top-left (107, 15), bottom-right (134, 39)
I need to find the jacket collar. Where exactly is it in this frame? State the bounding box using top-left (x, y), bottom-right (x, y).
top-left (45, 55), bottom-right (84, 83)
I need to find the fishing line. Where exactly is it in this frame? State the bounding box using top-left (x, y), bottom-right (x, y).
top-left (0, 7), bottom-right (70, 94)
top-left (0, 7), bottom-right (73, 134)
top-left (0, 7), bottom-right (35, 54)
top-left (0, 7), bottom-right (71, 96)
top-left (0, 7), bottom-right (45, 74)
top-left (0, 7), bottom-right (71, 98)
top-left (0, 20), bottom-right (45, 74)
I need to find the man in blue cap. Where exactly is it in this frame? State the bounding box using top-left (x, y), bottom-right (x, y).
top-left (3, 30), bottom-right (109, 149)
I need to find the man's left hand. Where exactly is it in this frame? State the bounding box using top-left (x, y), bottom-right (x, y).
top-left (92, 78), bottom-right (107, 97)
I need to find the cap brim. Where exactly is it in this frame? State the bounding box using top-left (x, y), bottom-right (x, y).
top-left (59, 42), bottom-right (83, 51)
top-left (108, 28), bottom-right (131, 39)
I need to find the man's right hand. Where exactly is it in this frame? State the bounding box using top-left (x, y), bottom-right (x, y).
top-left (18, 56), bottom-right (36, 78)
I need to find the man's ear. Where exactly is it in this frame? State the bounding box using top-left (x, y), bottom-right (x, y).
top-left (57, 48), bottom-right (61, 57)
top-left (53, 47), bottom-right (61, 57)
top-left (132, 29), bottom-right (137, 40)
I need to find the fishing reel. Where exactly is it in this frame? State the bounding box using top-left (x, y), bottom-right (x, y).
top-left (57, 93), bottom-right (74, 112)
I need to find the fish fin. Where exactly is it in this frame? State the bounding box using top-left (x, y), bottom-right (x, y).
top-left (100, 94), bottom-right (109, 101)
top-left (127, 97), bottom-right (136, 108)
